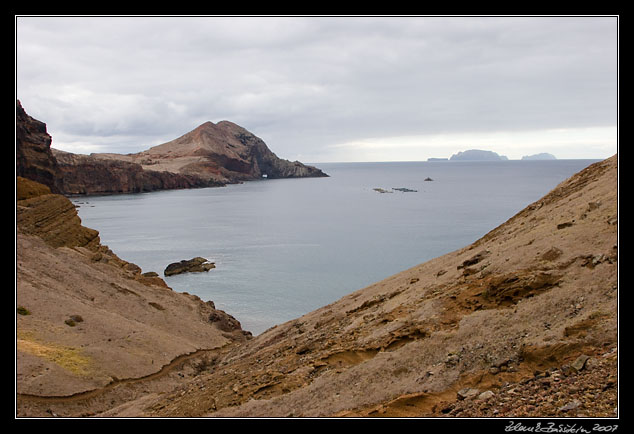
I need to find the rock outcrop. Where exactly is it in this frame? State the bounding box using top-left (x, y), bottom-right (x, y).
top-left (16, 101), bottom-right (64, 194)
top-left (17, 176), bottom-right (100, 249)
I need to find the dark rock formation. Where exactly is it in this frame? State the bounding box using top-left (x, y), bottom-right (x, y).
top-left (16, 100), bottom-right (64, 193)
top-left (52, 149), bottom-right (219, 195)
top-left (164, 257), bottom-right (216, 276)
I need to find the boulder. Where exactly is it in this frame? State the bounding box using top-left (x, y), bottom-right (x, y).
top-left (457, 388), bottom-right (480, 400)
top-left (164, 257), bottom-right (216, 276)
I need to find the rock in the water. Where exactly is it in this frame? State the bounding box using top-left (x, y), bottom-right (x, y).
top-left (164, 257), bottom-right (216, 276)
top-left (393, 187), bottom-right (418, 192)
top-left (373, 188), bottom-right (393, 194)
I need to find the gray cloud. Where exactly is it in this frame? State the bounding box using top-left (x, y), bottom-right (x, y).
top-left (16, 16), bottom-right (618, 160)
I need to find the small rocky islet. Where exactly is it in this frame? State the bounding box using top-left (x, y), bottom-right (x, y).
top-left (164, 257), bottom-right (216, 277)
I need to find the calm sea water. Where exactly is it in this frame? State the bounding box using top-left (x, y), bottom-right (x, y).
top-left (73, 160), bottom-right (597, 335)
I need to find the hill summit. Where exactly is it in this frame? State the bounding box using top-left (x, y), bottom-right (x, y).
top-left (91, 119), bottom-right (328, 184)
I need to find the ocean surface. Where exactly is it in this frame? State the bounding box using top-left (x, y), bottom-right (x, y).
top-left (72, 159), bottom-right (598, 335)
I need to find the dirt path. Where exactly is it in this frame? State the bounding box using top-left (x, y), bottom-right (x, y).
top-left (16, 347), bottom-right (226, 417)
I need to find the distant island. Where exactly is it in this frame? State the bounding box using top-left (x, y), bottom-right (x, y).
top-left (521, 153), bottom-right (557, 160)
top-left (449, 149), bottom-right (508, 161)
top-left (427, 150), bottom-right (558, 162)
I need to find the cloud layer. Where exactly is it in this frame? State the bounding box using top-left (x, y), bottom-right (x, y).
top-left (16, 16), bottom-right (618, 161)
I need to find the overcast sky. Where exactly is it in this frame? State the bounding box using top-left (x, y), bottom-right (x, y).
top-left (16, 16), bottom-right (618, 162)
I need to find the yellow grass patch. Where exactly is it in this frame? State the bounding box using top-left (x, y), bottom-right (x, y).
top-left (17, 334), bottom-right (93, 376)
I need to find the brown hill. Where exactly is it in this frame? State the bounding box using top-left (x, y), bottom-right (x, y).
top-left (16, 177), bottom-right (251, 416)
top-left (93, 120), bottom-right (328, 183)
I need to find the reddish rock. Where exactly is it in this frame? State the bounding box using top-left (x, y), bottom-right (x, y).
top-left (16, 100), bottom-right (64, 193)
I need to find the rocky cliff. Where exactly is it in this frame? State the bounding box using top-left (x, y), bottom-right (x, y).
top-left (16, 101), bottom-right (64, 194)
top-left (52, 149), bottom-right (220, 195)
top-left (16, 101), bottom-right (327, 196)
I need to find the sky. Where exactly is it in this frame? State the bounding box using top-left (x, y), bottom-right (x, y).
top-left (15, 15), bottom-right (618, 162)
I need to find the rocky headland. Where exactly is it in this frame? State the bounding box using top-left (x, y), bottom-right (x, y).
top-left (16, 100), bottom-right (327, 196)
top-left (94, 119), bottom-right (328, 183)
top-left (16, 101), bottom-right (618, 419)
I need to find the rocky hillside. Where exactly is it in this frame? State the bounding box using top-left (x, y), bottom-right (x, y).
top-left (16, 176), bottom-right (251, 415)
top-left (93, 120), bottom-right (328, 183)
top-left (99, 155), bottom-right (617, 418)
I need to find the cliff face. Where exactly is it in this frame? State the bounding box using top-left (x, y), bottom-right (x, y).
top-left (16, 176), bottom-right (250, 409)
top-left (52, 149), bottom-right (221, 195)
top-left (16, 101), bottom-right (64, 193)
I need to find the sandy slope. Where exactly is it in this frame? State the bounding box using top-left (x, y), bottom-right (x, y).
top-left (16, 177), bottom-right (250, 416)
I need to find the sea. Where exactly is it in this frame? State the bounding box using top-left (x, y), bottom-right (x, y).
top-left (72, 159), bottom-right (598, 335)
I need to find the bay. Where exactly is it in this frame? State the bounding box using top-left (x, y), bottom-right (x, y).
top-left (72, 159), bottom-right (598, 335)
